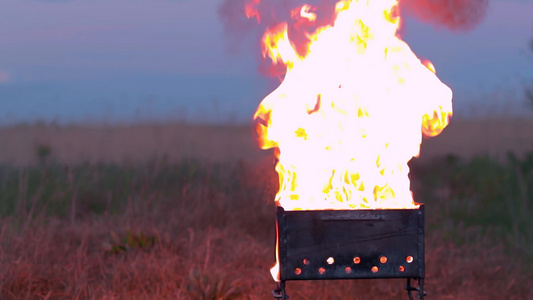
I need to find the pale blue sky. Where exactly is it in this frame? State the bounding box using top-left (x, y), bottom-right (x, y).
top-left (0, 0), bottom-right (532, 125)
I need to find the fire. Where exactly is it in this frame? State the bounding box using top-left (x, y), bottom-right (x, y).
top-left (250, 0), bottom-right (452, 212)
top-left (245, 0), bottom-right (261, 22)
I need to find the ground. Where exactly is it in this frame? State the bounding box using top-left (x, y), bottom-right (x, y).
top-left (0, 119), bottom-right (532, 299)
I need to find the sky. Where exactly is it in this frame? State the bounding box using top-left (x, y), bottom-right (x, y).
top-left (0, 0), bottom-right (532, 126)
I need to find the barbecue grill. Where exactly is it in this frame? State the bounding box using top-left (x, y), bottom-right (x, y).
top-left (272, 205), bottom-right (426, 299)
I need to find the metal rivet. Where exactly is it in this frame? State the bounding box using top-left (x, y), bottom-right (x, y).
top-left (406, 256), bottom-right (414, 263)
top-left (318, 267), bottom-right (326, 275)
top-left (294, 268), bottom-right (302, 275)
top-left (327, 257), bottom-right (334, 265)
top-left (379, 256), bottom-right (387, 263)
top-left (303, 258), bottom-right (310, 265)
top-left (353, 256), bottom-right (361, 264)
top-left (371, 266), bottom-right (378, 273)
top-left (345, 267), bottom-right (352, 274)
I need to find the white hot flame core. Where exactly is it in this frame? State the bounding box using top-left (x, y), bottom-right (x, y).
top-left (254, 0), bottom-right (453, 211)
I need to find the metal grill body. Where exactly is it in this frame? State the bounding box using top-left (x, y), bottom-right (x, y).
top-left (274, 205), bottom-right (425, 299)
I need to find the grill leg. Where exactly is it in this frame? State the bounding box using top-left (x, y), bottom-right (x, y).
top-left (272, 281), bottom-right (288, 299)
top-left (419, 278), bottom-right (425, 300)
top-left (407, 278), bottom-right (414, 300)
top-left (406, 278), bottom-right (426, 300)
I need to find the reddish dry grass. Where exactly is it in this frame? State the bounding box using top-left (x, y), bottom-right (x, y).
top-left (0, 159), bottom-right (531, 300)
top-left (1, 215), bottom-right (531, 299)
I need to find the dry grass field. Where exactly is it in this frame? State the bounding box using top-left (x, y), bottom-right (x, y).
top-left (0, 118), bottom-right (532, 167)
top-left (418, 118), bottom-right (533, 163)
top-left (0, 123), bottom-right (265, 167)
top-left (0, 118), bottom-right (532, 299)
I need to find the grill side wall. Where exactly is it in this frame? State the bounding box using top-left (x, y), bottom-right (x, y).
top-left (277, 206), bottom-right (425, 281)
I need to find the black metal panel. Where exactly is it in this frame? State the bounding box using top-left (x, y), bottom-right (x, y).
top-left (277, 205), bottom-right (424, 281)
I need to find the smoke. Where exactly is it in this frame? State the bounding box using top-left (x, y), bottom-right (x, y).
top-left (400, 0), bottom-right (489, 31)
top-left (218, 0), bottom-right (340, 77)
top-left (218, 0), bottom-right (489, 76)
top-left (218, 0), bottom-right (339, 38)
top-left (0, 70), bottom-right (10, 84)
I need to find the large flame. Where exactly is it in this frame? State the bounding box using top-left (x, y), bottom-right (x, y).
top-left (252, 0), bottom-right (452, 212)
top-left (249, 0), bottom-right (453, 282)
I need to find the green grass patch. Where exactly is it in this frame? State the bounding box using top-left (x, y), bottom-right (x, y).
top-left (0, 159), bottom-right (244, 220)
top-left (410, 152), bottom-right (533, 260)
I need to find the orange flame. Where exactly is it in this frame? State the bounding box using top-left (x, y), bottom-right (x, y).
top-left (253, 0), bottom-right (452, 212)
top-left (421, 59), bottom-right (436, 74)
top-left (245, 0), bottom-right (261, 22)
top-left (250, 0), bottom-right (452, 280)
top-left (271, 220), bottom-right (281, 282)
